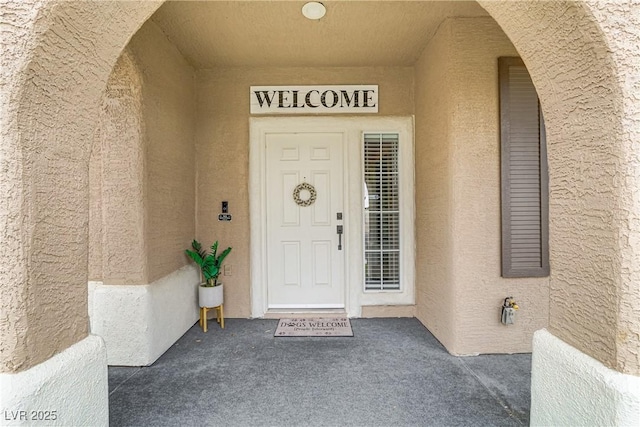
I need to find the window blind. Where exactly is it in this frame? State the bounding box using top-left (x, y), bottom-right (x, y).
top-left (364, 133), bottom-right (401, 290)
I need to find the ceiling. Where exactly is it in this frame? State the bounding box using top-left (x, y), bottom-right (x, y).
top-left (150, 1), bottom-right (489, 68)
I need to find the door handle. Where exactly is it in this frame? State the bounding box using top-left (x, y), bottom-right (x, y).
top-left (337, 225), bottom-right (343, 250)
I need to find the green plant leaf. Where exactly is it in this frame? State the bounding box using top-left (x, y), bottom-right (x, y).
top-left (185, 249), bottom-right (204, 267)
top-left (215, 246), bottom-right (232, 268)
top-left (192, 239), bottom-right (207, 259)
top-left (211, 241), bottom-right (219, 260)
top-left (186, 239), bottom-right (232, 287)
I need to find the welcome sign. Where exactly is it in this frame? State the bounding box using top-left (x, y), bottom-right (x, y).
top-left (250, 85), bottom-right (378, 114)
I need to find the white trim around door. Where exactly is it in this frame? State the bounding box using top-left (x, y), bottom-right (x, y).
top-left (250, 116), bottom-right (415, 318)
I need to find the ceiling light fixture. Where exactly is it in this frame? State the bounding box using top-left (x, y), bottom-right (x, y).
top-left (302, 2), bottom-right (326, 20)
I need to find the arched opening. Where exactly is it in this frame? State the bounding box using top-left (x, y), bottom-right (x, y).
top-left (2, 1), bottom-right (637, 425)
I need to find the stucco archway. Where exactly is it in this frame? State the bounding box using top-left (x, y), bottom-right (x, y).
top-left (1, 0), bottom-right (638, 424)
top-left (479, 0), bottom-right (638, 376)
top-left (1, 0), bottom-right (163, 374)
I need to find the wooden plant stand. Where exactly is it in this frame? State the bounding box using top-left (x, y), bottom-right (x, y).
top-left (199, 304), bottom-right (224, 332)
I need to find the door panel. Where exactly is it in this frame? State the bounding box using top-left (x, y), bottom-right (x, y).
top-left (311, 171), bottom-right (331, 225)
top-left (266, 132), bottom-right (344, 308)
top-left (281, 241), bottom-right (300, 286)
top-left (281, 172), bottom-right (300, 225)
top-left (312, 240), bottom-right (331, 286)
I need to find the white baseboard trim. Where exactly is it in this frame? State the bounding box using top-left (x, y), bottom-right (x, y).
top-left (0, 335), bottom-right (108, 426)
top-left (531, 329), bottom-right (640, 426)
top-left (89, 265), bottom-right (200, 366)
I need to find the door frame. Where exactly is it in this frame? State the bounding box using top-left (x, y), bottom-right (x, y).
top-left (250, 116), bottom-right (415, 318)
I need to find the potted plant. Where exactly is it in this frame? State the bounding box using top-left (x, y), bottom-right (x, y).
top-left (185, 239), bottom-right (232, 308)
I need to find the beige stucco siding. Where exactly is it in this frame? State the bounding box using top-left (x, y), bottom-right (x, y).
top-left (129, 21), bottom-right (196, 283)
top-left (89, 128), bottom-right (103, 281)
top-left (90, 50), bottom-right (147, 284)
top-left (415, 17), bottom-right (550, 354)
top-left (3, 0), bottom-right (638, 377)
top-left (577, 0), bottom-right (640, 376)
top-left (414, 20), bottom-right (456, 351)
top-left (0, 0), bottom-right (163, 373)
top-left (479, 0), bottom-right (639, 374)
top-left (89, 20), bottom-right (197, 285)
top-left (196, 66), bottom-right (414, 318)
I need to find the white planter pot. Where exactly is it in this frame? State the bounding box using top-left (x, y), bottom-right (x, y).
top-left (199, 284), bottom-right (224, 308)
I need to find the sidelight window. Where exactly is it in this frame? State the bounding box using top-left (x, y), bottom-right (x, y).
top-left (363, 133), bottom-right (401, 291)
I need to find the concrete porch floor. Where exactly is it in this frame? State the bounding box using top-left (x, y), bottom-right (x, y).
top-left (108, 318), bottom-right (531, 426)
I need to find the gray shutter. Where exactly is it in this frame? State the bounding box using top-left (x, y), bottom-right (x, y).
top-left (499, 57), bottom-right (549, 277)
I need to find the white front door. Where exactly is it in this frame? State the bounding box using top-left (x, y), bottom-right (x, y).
top-left (265, 132), bottom-right (345, 308)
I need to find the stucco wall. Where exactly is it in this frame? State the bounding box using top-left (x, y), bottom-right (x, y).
top-left (129, 21), bottom-right (197, 283)
top-left (196, 66), bottom-right (414, 317)
top-left (89, 129), bottom-right (103, 281)
top-left (530, 329), bottom-right (640, 426)
top-left (89, 20), bottom-right (196, 285)
top-left (479, 0), bottom-right (639, 374)
top-left (0, 0), bottom-right (162, 373)
top-left (2, 0), bottom-right (638, 378)
top-left (414, 17), bottom-right (550, 354)
top-left (0, 336), bottom-right (109, 426)
top-left (414, 21), bottom-right (456, 351)
top-left (583, 0), bottom-right (640, 376)
top-left (90, 49), bottom-right (147, 284)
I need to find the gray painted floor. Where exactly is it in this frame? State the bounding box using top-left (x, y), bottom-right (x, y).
top-left (109, 318), bottom-right (530, 426)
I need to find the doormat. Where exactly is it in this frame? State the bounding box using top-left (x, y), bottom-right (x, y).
top-left (274, 317), bottom-right (353, 337)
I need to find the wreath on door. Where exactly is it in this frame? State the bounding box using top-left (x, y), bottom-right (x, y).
top-left (293, 182), bottom-right (317, 207)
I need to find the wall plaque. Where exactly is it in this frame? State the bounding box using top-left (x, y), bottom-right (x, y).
top-left (250, 85), bottom-right (378, 114)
